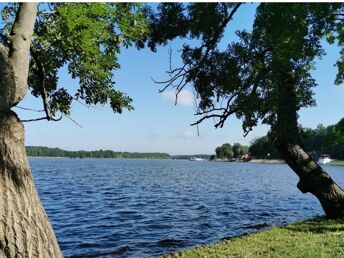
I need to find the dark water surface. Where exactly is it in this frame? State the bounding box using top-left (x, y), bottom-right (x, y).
top-left (30, 158), bottom-right (344, 257)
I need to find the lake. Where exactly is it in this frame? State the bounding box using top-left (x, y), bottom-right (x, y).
top-left (29, 158), bottom-right (344, 257)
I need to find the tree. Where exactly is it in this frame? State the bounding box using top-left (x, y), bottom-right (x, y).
top-left (0, 3), bottom-right (148, 255)
top-left (215, 143), bottom-right (233, 159)
top-left (144, 3), bottom-right (344, 218)
top-left (248, 134), bottom-right (281, 159)
top-left (222, 143), bottom-right (233, 159)
top-left (215, 146), bottom-right (224, 159)
top-left (249, 137), bottom-right (271, 158)
top-left (232, 142), bottom-right (248, 157)
top-left (300, 120), bottom-right (344, 159)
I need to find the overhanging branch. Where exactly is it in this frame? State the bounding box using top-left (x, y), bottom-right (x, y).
top-left (21, 115), bottom-right (62, 123)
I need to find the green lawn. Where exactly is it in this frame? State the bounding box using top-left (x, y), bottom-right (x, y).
top-left (163, 218), bottom-right (344, 258)
top-left (329, 160), bottom-right (344, 166)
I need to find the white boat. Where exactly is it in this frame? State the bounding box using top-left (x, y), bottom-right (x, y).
top-left (189, 157), bottom-right (205, 161)
top-left (318, 154), bottom-right (332, 164)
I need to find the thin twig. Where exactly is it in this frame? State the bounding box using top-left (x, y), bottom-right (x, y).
top-left (63, 115), bottom-right (83, 128)
top-left (14, 106), bottom-right (44, 112)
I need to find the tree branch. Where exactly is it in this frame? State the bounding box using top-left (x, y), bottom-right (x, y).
top-left (63, 115), bottom-right (83, 128)
top-left (154, 3), bottom-right (243, 129)
top-left (21, 115), bottom-right (62, 123)
top-left (14, 106), bottom-right (44, 112)
top-left (202, 3), bottom-right (242, 58)
top-left (30, 46), bottom-right (53, 120)
top-left (7, 3), bottom-right (37, 105)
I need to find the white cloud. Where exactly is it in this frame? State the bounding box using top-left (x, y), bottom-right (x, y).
top-left (161, 89), bottom-right (194, 107)
top-left (169, 130), bottom-right (197, 139)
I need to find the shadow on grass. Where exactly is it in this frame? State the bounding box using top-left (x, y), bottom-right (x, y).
top-left (284, 217), bottom-right (344, 234)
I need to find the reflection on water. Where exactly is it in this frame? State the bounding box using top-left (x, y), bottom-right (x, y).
top-left (30, 158), bottom-right (344, 257)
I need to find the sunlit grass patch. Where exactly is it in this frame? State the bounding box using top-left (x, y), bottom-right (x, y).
top-left (163, 217), bottom-right (344, 258)
top-left (329, 160), bottom-right (344, 166)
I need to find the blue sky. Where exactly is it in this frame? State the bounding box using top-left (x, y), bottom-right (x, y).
top-left (6, 3), bottom-right (344, 155)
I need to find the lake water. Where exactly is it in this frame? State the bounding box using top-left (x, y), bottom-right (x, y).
top-left (29, 158), bottom-right (344, 257)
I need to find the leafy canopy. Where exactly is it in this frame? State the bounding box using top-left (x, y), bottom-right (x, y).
top-left (1, 3), bottom-right (149, 119)
top-left (142, 3), bottom-right (344, 135)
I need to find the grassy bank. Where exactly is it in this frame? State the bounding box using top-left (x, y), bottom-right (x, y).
top-left (248, 159), bottom-right (285, 164)
top-left (329, 160), bottom-right (344, 166)
top-left (164, 217), bottom-right (344, 258)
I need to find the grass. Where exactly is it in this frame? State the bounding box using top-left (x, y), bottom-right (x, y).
top-left (329, 160), bottom-right (344, 166)
top-left (163, 217), bottom-right (344, 258)
top-left (248, 159), bottom-right (285, 164)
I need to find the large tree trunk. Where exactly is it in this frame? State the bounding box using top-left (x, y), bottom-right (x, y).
top-left (0, 3), bottom-right (63, 257)
top-left (275, 71), bottom-right (344, 219)
top-left (0, 111), bottom-right (63, 257)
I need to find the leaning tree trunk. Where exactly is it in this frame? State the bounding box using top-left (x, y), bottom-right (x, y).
top-left (0, 3), bottom-right (63, 257)
top-left (274, 71), bottom-right (344, 219)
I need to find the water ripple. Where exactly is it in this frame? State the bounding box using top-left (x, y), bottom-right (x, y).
top-left (30, 158), bottom-right (344, 257)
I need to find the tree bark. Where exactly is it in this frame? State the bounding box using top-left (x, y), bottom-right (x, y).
top-left (0, 3), bottom-right (63, 257)
top-left (275, 71), bottom-right (344, 219)
top-left (0, 111), bottom-right (63, 257)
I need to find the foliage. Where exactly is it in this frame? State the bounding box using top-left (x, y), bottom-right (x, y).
top-left (143, 3), bottom-right (344, 135)
top-left (249, 118), bottom-right (344, 159)
top-left (26, 146), bottom-right (170, 159)
top-left (165, 217), bottom-right (344, 258)
top-left (0, 3), bottom-right (149, 119)
top-left (214, 142), bottom-right (248, 159)
top-left (249, 135), bottom-right (281, 159)
top-left (301, 119), bottom-right (344, 159)
top-left (232, 143), bottom-right (248, 158)
top-left (215, 143), bottom-right (233, 159)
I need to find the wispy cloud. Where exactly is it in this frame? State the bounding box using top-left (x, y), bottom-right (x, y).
top-left (169, 130), bottom-right (197, 139)
top-left (148, 133), bottom-right (159, 139)
top-left (161, 89), bottom-right (194, 107)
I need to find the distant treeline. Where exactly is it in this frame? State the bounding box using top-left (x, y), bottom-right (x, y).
top-left (26, 146), bottom-right (171, 159)
top-left (249, 118), bottom-right (344, 160)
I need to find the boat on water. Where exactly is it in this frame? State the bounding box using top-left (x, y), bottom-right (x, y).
top-left (189, 157), bottom-right (205, 161)
top-left (318, 154), bottom-right (332, 164)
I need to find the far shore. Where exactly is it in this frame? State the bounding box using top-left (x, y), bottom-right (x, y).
top-left (28, 156), bottom-right (344, 166)
top-left (28, 156), bottom-right (171, 160)
top-left (247, 159), bottom-right (344, 166)
top-left (248, 159), bottom-right (285, 164)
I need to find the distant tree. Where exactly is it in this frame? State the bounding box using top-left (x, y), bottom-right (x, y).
top-left (215, 146), bottom-right (224, 159)
top-left (145, 3), bottom-right (344, 218)
top-left (249, 136), bottom-right (280, 159)
top-left (232, 143), bottom-right (241, 157)
top-left (0, 3), bottom-right (148, 255)
top-left (300, 119), bottom-right (344, 159)
top-left (222, 143), bottom-right (233, 159)
top-left (215, 143), bottom-right (233, 159)
top-left (241, 145), bottom-right (249, 156)
top-left (249, 137), bottom-right (268, 158)
top-left (232, 143), bottom-right (248, 157)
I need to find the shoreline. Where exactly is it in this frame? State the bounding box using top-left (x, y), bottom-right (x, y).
top-left (248, 159), bottom-right (285, 164)
top-left (28, 156), bottom-right (344, 166)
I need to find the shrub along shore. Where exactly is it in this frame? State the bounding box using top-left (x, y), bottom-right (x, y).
top-left (163, 217), bottom-right (344, 258)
